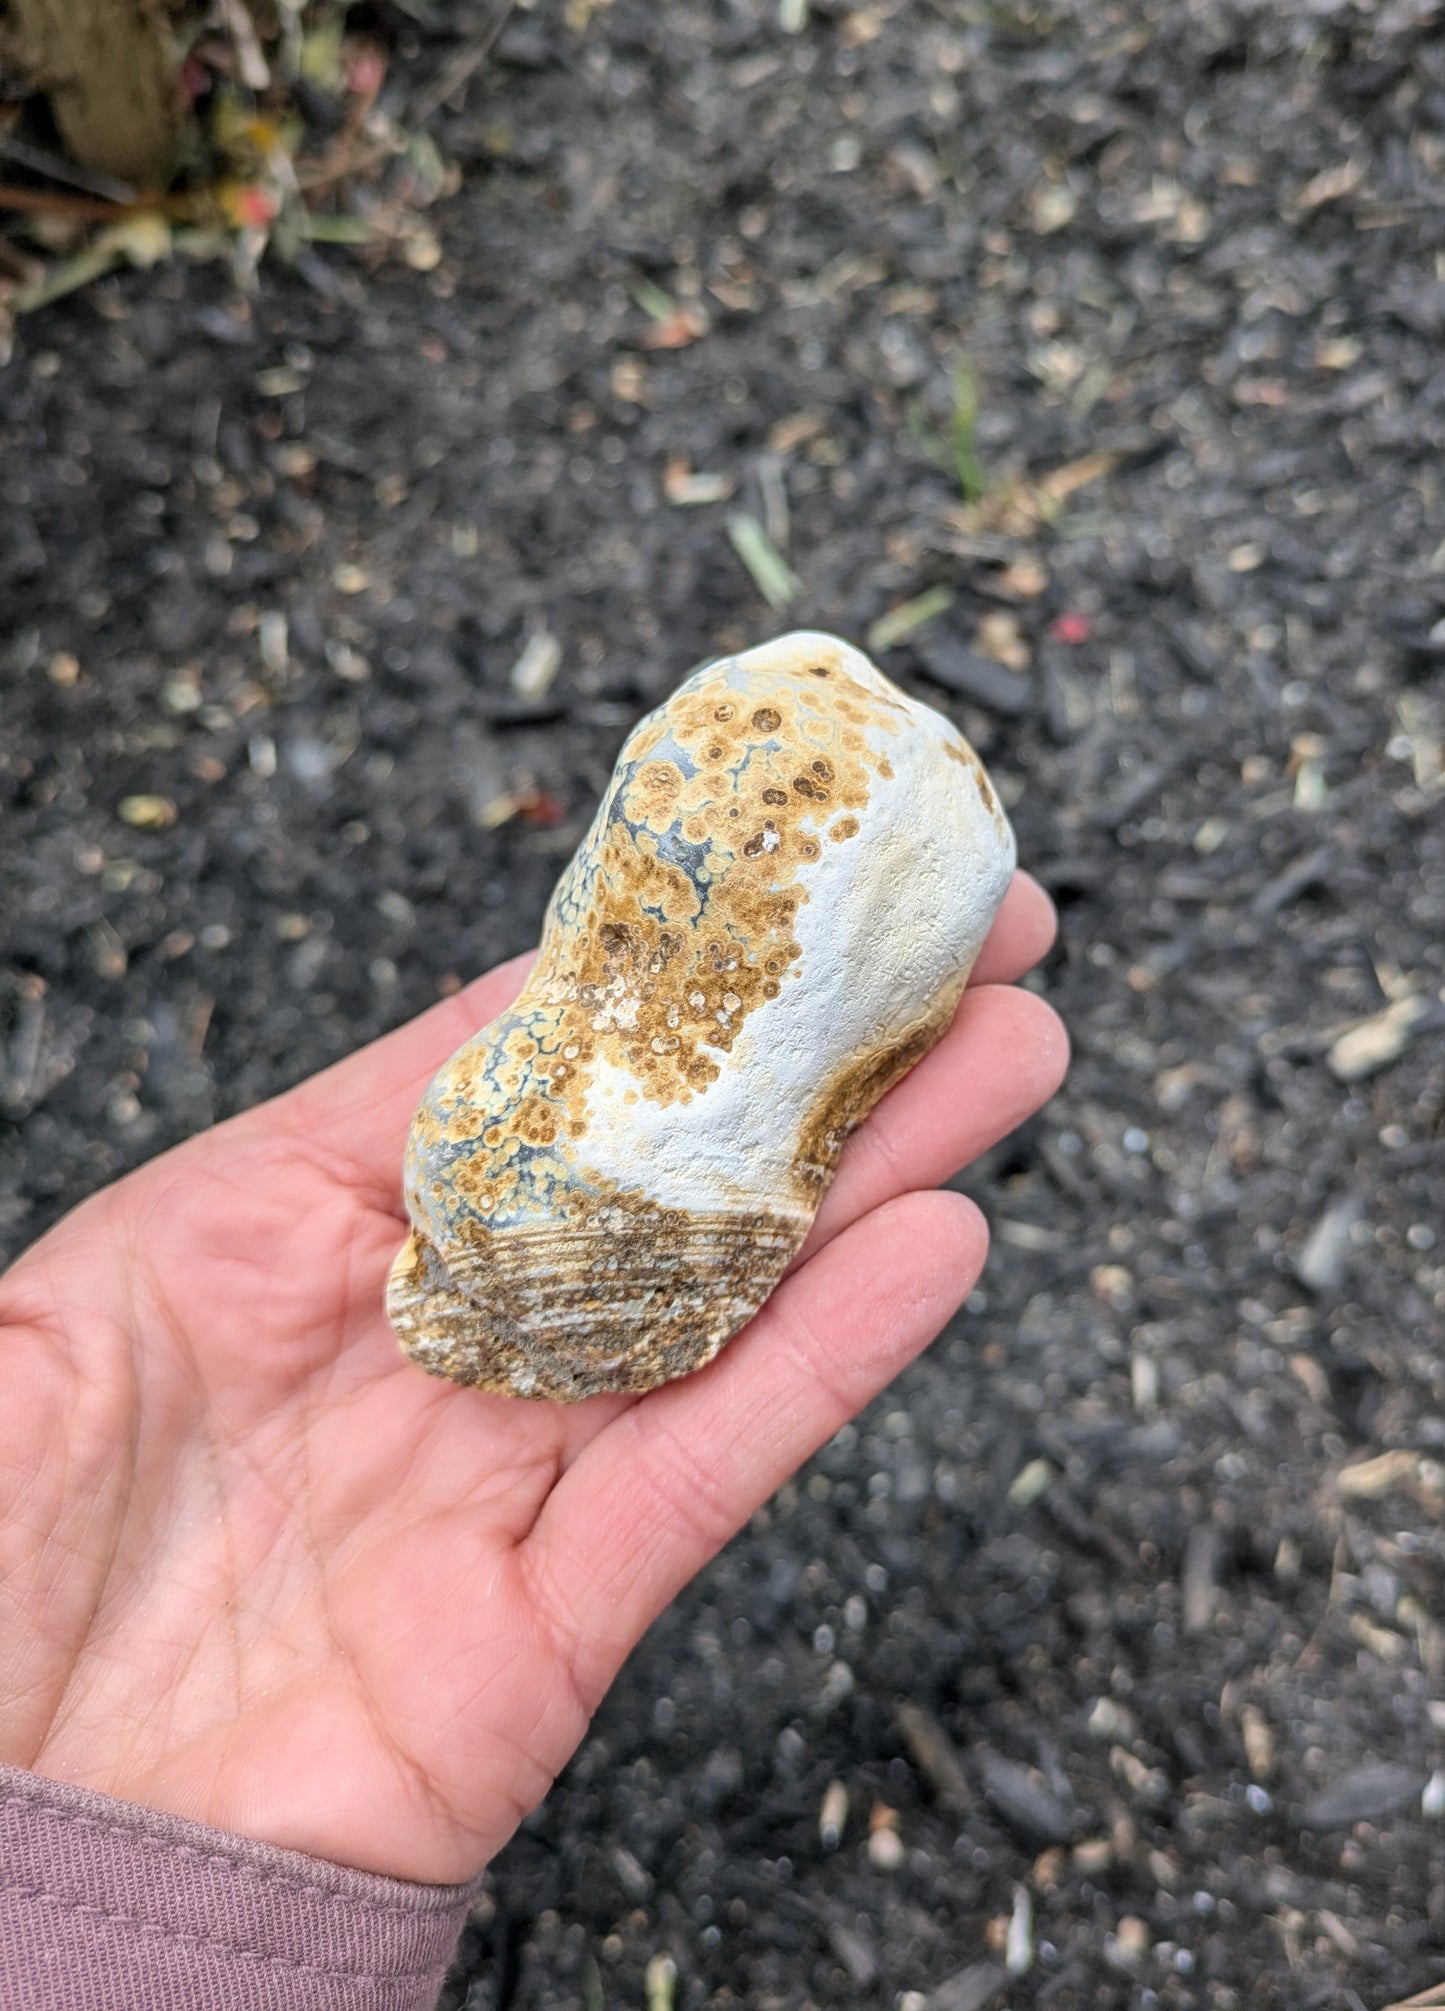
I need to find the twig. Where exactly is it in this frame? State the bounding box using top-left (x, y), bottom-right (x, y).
top-left (410, 1), bottom-right (517, 125)
top-left (0, 185), bottom-right (135, 223)
top-left (0, 185), bottom-right (194, 223)
top-left (0, 133), bottom-right (136, 203)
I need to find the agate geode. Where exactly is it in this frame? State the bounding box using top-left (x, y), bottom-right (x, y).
top-left (387, 630), bottom-right (1016, 1399)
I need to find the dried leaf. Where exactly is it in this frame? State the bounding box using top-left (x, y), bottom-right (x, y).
top-left (945, 452), bottom-right (1118, 537)
top-left (1038, 451), bottom-right (1119, 504)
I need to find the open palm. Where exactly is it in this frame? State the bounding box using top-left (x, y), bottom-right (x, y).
top-left (0, 875), bottom-right (1065, 1885)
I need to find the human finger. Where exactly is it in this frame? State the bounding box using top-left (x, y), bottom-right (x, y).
top-left (520, 1188), bottom-right (987, 1699)
top-left (968, 870), bottom-right (1056, 987)
top-left (795, 983), bottom-right (1068, 1267)
top-left (262, 873), bottom-right (1052, 1202)
top-left (261, 952), bottom-right (537, 1200)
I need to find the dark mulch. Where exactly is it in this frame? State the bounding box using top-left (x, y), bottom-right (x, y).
top-left (4, 2), bottom-right (1445, 2006)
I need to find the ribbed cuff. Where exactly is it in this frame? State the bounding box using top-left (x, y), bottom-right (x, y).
top-left (0, 1764), bottom-right (479, 2011)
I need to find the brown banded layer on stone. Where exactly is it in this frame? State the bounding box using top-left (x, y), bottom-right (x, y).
top-left (387, 629), bottom-right (1017, 1400)
top-left (389, 1205), bottom-right (801, 1400)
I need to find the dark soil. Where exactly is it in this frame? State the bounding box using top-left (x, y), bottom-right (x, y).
top-left (4, 2), bottom-right (1445, 2006)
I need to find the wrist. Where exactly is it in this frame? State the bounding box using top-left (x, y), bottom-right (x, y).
top-left (0, 1761), bottom-right (480, 2011)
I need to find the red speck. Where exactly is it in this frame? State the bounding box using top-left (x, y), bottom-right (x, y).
top-left (519, 789), bottom-right (566, 829)
top-left (640, 304), bottom-right (709, 351)
top-left (1048, 612), bottom-right (1092, 645)
top-left (235, 184), bottom-right (280, 230)
top-left (346, 46), bottom-right (388, 103)
top-left (180, 55), bottom-right (211, 106)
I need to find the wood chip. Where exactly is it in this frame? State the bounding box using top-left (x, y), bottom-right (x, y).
top-left (1182, 1523), bottom-right (1220, 1635)
top-left (1029, 183), bottom-right (1077, 233)
top-left (766, 411), bottom-right (825, 455)
top-left (1299, 1761), bottom-right (1420, 1830)
top-left (993, 558), bottom-right (1049, 600)
top-left (975, 610), bottom-right (1031, 671)
top-left (922, 1961), bottom-right (1008, 2011)
top-left (1347, 1613), bottom-right (1408, 1662)
top-left (1334, 1448), bottom-right (1421, 1499)
top-left (117, 794), bottom-right (177, 829)
top-left (609, 357), bottom-right (650, 404)
top-left (1250, 843), bottom-right (1334, 917)
top-left (1005, 1884), bottom-right (1033, 1975)
top-left (867, 1801), bottom-right (906, 1868)
top-left (1007, 1457), bottom-right (1054, 1508)
top-left (662, 457), bottom-right (736, 505)
top-left (978, 1749), bottom-right (1075, 1846)
top-left (644, 1950), bottom-right (676, 2011)
top-left (818, 1778), bottom-right (848, 1849)
top-left (1240, 1704), bottom-right (1275, 1781)
top-left (828, 1920), bottom-right (877, 1988)
top-left (1327, 992), bottom-right (1443, 1081)
top-left (1294, 158), bottom-right (1366, 211)
top-left (895, 1701), bottom-right (971, 1816)
top-left (1294, 1189), bottom-right (1364, 1294)
top-left (509, 630), bottom-right (562, 699)
top-left (639, 301), bottom-right (709, 350)
top-left (915, 633), bottom-right (1033, 714)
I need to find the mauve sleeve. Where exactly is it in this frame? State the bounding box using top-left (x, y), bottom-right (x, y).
top-left (0, 1763), bottom-right (480, 2011)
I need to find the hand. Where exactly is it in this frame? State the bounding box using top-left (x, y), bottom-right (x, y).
top-left (0, 874), bottom-right (1066, 1884)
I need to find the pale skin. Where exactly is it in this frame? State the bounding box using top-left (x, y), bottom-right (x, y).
top-left (0, 872), bottom-right (1067, 1886)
